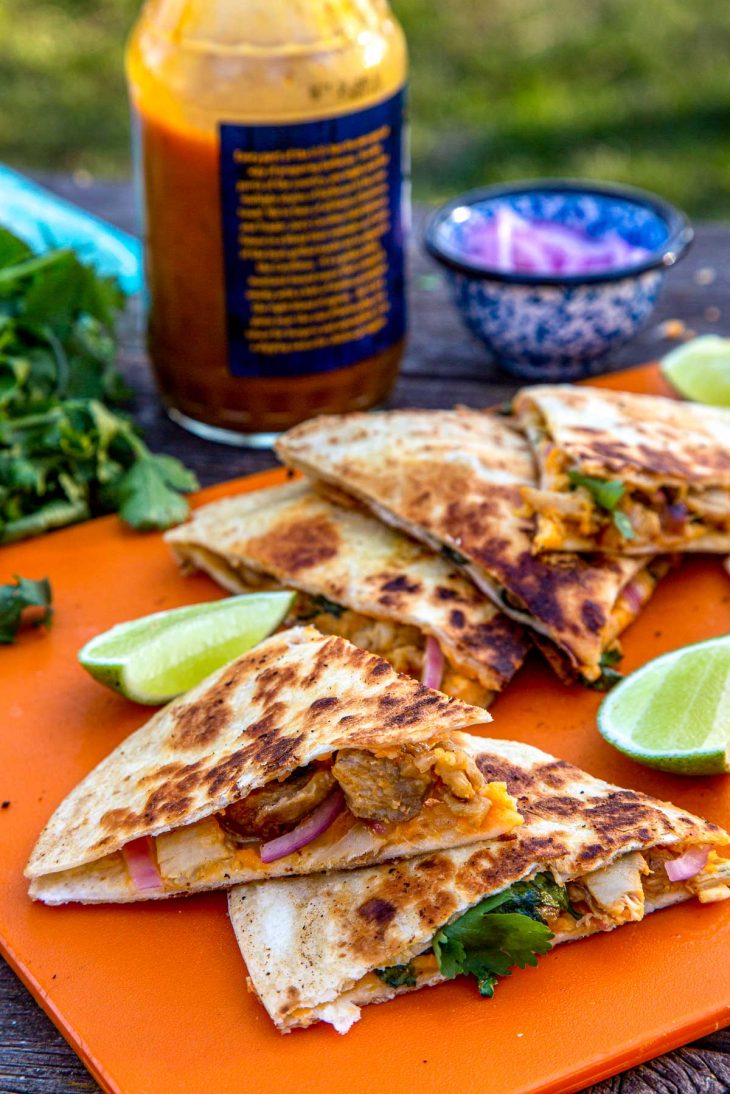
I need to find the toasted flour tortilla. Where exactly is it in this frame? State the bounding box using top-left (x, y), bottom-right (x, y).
top-left (229, 737), bottom-right (730, 1033)
top-left (165, 481), bottom-right (530, 707)
top-left (276, 409), bottom-right (667, 683)
top-left (26, 627), bottom-right (523, 904)
top-left (514, 385), bottom-right (730, 554)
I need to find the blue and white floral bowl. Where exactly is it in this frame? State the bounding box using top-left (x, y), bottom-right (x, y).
top-left (424, 180), bottom-right (693, 380)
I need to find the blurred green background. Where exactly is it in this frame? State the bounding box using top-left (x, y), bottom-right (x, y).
top-left (3, 0), bottom-right (730, 215)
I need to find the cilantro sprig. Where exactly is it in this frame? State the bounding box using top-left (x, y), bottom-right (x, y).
top-left (567, 470), bottom-right (636, 541)
top-left (374, 963), bottom-right (417, 989)
top-left (0, 227), bottom-right (198, 543)
top-left (0, 575), bottom-right (52, 644)
top-left (580, 647), bottom-right (624, 692)
top-left (376, 873), bottom-right (571, 999)
top-left (433, 899), bottom-right (554, 997)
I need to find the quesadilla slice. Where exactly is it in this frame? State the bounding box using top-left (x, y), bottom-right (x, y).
top-left (276, 409), bottom-right (669, 685)
top-left (26, 626), bottom-right (523, 905)
top-left (165, 481), bottom-right (530, 709)
top-left (228, 737), bottom-right (730, 1033)
top-left (514, 384), bottom-right (730, 554)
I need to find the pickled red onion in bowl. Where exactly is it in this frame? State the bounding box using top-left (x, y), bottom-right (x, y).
top-left (460, 207), bottom-right (652, 277)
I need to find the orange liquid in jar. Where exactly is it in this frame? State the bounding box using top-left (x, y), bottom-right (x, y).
top-left (127, 0), bottom-right (408, 444)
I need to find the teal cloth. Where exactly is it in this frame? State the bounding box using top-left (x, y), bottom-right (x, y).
top-left (0, 164), bottom-right (143, 295)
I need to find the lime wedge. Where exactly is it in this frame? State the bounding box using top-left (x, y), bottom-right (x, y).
top-left (597, 636), bottom-right (730, 775)
top-left (78, 591), bottom-right (295, 704)
top-left (661, 335), bottom-right (730, 406)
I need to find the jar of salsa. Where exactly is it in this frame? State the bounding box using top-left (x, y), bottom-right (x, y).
top-left (126, 0), bottom-right (408, 445)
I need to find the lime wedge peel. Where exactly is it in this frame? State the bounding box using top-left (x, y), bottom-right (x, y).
top-left (78, 591), bottom-right (295, 704)
top-left (661, 335), bottom-right (730, 407)
top-left (598, 635), bottom-right (730, 776)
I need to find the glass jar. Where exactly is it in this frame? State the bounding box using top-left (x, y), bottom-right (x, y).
top-left (126, 0), bottom-right (408, 445)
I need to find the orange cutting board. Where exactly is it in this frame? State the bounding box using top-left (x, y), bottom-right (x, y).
top-left (1, 363), bottom-right (728, 1094)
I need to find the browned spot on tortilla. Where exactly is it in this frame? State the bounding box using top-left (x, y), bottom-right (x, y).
top-left (435, 586), bottom-right (459, 601)
top-left (280, 985), bottom-right (301, 1015)
top-left (246, 515), bottom-right (341, 574)
top-left (449, 609), bottom-right (466, 629)
top-left (368, 660), bottom-right (392, 679)
top-left (533, 760), bottom-right (579, 790)
top-left (347, 854), bottom-right (460, 961)
top-left (252, 664), bottom-right (298, 706)
top-left (526, 795), bottom-right (584, 820)
top-left (170, 693), bottom-right (231, 750)
top-left (476, 755), bottom-right (534, 795)
top-left (138, 763), bottom-right (185, 786)
top-left (357, 898), bottom-right (396, 926)
top-left (201, 746), bottom-right (260, 795)
top-left (581, 600), bottom-right (605, 634)
top-left (300, 636), bottom-right (362, 688)
top-left (246, 703), bottom-right (286, 741)
top-left (92, 807), bottom-right (144, 848)
top-left (228, 705), bottom-right (307, 775)
top-left (389, 692), bottom-right (442, 726)
top-left (173, 762), bottom-right (209, 794)
top-left (99, 807), bottom-right (133, 832)
top-left (379, 574), bottom-right (421, 595)
top-left (308, 696), bottom-right (339, 716)
top-left (583, 438), bottom-right (730, 479)
top-left (583, 790), bottom-right (667, 843)
top-left (578, 842), bottom-right (605, 864)
top-left (141, 786), bottom-right (192, 824)
top-left (459, 616), bottom-right (530, 685)
top-left (415, 855), bottom-right (447, 874)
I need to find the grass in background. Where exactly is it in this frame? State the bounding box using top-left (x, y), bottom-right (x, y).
top-left (2, 0), bottom-right (730, 215)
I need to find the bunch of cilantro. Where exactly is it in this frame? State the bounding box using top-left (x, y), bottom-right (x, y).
top-left (0, 227), bottom-right (198, 544)
top-left (377, 872), bottom-right (578, 997)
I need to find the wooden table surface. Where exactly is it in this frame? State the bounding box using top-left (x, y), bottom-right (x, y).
top-left (2, 176), bottom-right (729, 1094)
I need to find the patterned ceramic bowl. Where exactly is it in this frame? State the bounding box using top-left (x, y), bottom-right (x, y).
top-left (424, 180), bottom-right (693, 380)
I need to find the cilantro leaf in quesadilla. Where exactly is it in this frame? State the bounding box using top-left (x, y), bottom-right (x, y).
top-left (228, 738), bottom-right (730, 1033)
top-left (276, 409), bottom-right (669, 684)
top-left (25, 627), bottom-right (522, 904)
top-left (515, 385), bottom-right (730, 554)
top-left (165, 481), bottom-right (530, 708)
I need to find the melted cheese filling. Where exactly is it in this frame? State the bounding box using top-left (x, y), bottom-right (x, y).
top-left (300, 604), bottom-right (493, 708)
top-left (143, 779), bottom-right (521, 892)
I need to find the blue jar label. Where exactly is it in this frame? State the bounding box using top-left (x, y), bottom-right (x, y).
top-left (219, 90), bottom-right (406, 378)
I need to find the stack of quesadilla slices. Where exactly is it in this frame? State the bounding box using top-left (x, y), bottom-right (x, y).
top-left (25, 627), bottom-right (522, 904)
top-left (275, 403), bottom-right (679, 686)
top-left (26, 626), bottom-right (730, 1037)
top-left (229, 737), bottom-right (730, 1033)
top-left (166, 385), bottom-right (730, 692)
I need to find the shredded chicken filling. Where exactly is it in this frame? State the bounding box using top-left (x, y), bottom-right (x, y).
top-left (520, 412), bottom-right (729, 549)
top-left (293, 598), bottom-right (492, 708)
top-left (567, 845), bottom-right (730, 928)
top-left (538, 482), bottom-right (728, 551)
